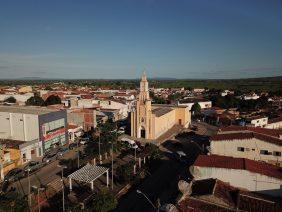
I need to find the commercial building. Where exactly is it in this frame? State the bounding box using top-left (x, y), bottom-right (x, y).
top-left (0, 106), bottom-right (68, 159)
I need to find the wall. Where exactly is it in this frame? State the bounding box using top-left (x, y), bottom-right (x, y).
top-left (0, 112), bottom-right (11, 139)
top-left (210, 138), bottom-right (282, 166)
top-left (153, 109), bottom-right (176, 139)
top-left (266, 121), bottom-right (282, 129)
top-left (191, 165), bottom-right (282, 197)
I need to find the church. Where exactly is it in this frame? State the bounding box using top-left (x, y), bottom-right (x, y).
top-left (131, 73), bottom-right (191, 140)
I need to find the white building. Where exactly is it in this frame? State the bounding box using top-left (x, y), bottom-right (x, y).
top-left (266, 117), bottom-right (282, 129)
top-left (178, 99), bottom-right (212, 110)
top-left (92, 99), bottom-right (130, 120)
top-left (210, 129), bottom-right (282, 166)
top-left (243, 93), bottom-right (260, 100)
top-left (0, 106), bottom-right (68, 161)
top-left (0, 93), bottom-right (34, 104)
top-left (220, 90), bottom-right (234, 97)
top-left (246, 116), bottom-right (268, 127)
top-left (191, 155), bottom-right (282, 197)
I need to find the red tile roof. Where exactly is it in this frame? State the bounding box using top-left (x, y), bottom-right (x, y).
top-left (219, 125), bottom-right (282, 138)
top-left (194, 155), bottom-right (282, 180)
top-left (268, 116), bottom-right (282, 124)
top-left (211, 132), bottom-right (282, 146)
top-left (178, 178), bottom-right (282, 212)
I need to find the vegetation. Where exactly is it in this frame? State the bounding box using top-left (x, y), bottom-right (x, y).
top-left (116, 161), bottom-right (135, 183)
top-left (191, 102), bottom-right (201, 115)
top-left (0, 76), bottom-right (281, 92)
top-left (4, 96), bottom-right (16, 103)
top-left (26, 95), bottom-right (45, 106)
top-left (91, 189), bottom-right (117, 212)
top-left (210, 95), bottom-right (270, 111)
top-left (0, 192), bottom-right (28, 212)
top-left (44, 95), bottom-right (61, 105)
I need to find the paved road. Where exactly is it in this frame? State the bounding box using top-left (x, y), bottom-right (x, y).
top-left (7, 146), bottom-right (80, 195)
top-left (114, 137), bottom-right (201, 212)
top-left (114, 122), bottom-right (217, 211)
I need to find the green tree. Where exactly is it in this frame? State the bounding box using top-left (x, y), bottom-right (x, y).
top-left (4, 96), bottom-right (16, 103)
top-left (26, 96), bottom-right (45, 106)
top-left (45, 86), bottom-right (53, 91)
top-left (116, 162), bottom-right (134, 183)
top-left (191, 102), bottom-right (201, 115)
top-left (91, 190), bottom-right (117, 212)
top-left (44, 95), bottom-right (61, 106)
top-left (0, 192), bottom-right (28, 212)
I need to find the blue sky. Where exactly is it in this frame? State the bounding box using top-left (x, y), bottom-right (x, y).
top-left (0, 0), bottom-right (281, 79)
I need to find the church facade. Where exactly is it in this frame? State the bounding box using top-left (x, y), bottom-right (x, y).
top-left (131, 73), bottom-right (191, 140)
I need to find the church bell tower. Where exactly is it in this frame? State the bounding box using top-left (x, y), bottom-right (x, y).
top-left (131, 72), bottom-right (152, 139)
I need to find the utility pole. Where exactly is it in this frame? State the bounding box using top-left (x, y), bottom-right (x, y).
top-left (98, 127), bottom-right (101, 162)
top-left (28, 169), bottom-right (31, 207)
top-left (58, 165), bottom-right (67, 212)
top-left (76, 140), bottom-right (80, 168)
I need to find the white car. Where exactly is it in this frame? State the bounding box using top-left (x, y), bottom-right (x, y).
top-left (121, 138), bottom-right (138, 149)
top-left (80, 138), bottom-right (90, 145)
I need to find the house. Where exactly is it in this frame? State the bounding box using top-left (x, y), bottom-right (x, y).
top-left (191, 155), bottom-right (282, 197)
top-left (177, 178), bottom-right (282, 211)
top-left (68, 124), bottom-right (83, 143)
top-left (67, 108), bottom-right (97, 131)
top-left (177, 98), bottom-right (212, 110)
top-left (210, 127), bottom-right (282, 166)
top-left (243, 93), bottom-right (260, 100)
top-left (266, 116), bottom-right (282, 129)
top-left (246, 115), bottom-right (268, 127)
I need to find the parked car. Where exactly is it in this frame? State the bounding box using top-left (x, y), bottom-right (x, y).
top-left (57, 147), bottom-right (69, 157)
top-left (173, 151), bottom-right (189, 163)
top-left (23, 161), bottom-right (43, 174)
top-left (80, 137), bottom-right (90, 145)
top-left (69, 142), bottom-right (78, 150)
top-left (121, 138), bottom-right (138, 149)
top-left (4, 168), bottom-right (25, 182)
top-left (42, 152), bottom-right (57, 163)
top-left (117, 126), bottom-right (125, 134)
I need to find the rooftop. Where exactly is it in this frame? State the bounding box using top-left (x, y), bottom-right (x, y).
top-left (211, 132), bottom-right (282, 146)
top-left (152, 107), bottom-right (173, 117)
top-left (218, 125), bottom-right (282, 138)
top-left (194, 155), bottom-right (282, 180)
top-left (178, 178), bottom-right (282, 212)
top-left (0, 105), bottom-right (62, 115)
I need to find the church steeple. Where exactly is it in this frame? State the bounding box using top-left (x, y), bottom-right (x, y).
top-left (139, 72), bottom-right (150, 102)
top-left (141, 71), bottom-right (147, 82)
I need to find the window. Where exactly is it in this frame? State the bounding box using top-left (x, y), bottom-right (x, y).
top-left (260, 150), bottom-right (269, 155)
top-left (237, 147), bottom-right (245, 152)
top-left (273, 151), bottom-right (281, 157)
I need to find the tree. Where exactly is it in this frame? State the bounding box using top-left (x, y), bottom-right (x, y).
top-left (26, 96), bottom-right (45, 106)
top-left (4, 96), bottom-right (16, 103)
top-left (91, 189), bottom-right (117, 212)
top-left (116, 162), bottom-right (134, 183)
top-left (191, 102), bottom-right (201, 115)
top-left (45, 86), bottom-right (53, 91)
top-left (44, 95), bottom-right (61, 106)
